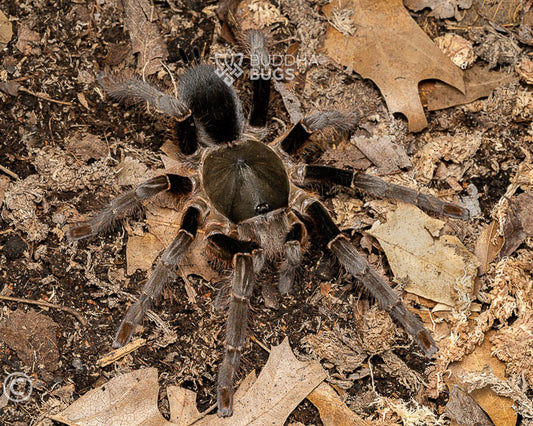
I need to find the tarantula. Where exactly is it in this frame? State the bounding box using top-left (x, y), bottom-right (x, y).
top-left (69, 31), bottom-right (469, 417)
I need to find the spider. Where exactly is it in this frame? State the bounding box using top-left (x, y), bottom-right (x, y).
top-left (69, 30), bottom-right (469, 417)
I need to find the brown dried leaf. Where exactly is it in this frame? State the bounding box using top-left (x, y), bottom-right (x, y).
top-left (15, 24), bottom-right (40, 54)
top-left (0, 309), bottom-right (59, 381)
top-left (447, 331), bottom-right (518, 426)
top-left (501, 192), bottom-right (533, 258)
top-left (64, 132), bottom-right (108, 162)
top-left (421, 66), bottom-right (517, 111)
top-left (352, 135), bottom-right (411, 174)
top-left (50, 368), bottom-right (170, 426)
top-left (475, 221), bottom-right (504, 275)
top-left (515, 57), bottom-right (533, 84)
top-left (404, 0), bottom-right (472, 19)
top-left (126, 233), bottom-right (164, 275)
top-left (197, 338), bottom-right (326, 425)
top-left (322, 0), bottom-right (465, 132)
top-left (307, 383), bottom-right (371, 426)
top-left (0, 80), bottom-right (20, 96)
top-left (445, 385), bottom-right (494, 426)
top-left (0, 9), bottom-right (12, 45)
top-left (368, 203), bottom-right (480, 307)
top-left (123, 0), bottom-right (168, 76)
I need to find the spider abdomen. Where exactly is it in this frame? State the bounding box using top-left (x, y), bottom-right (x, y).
top-left (202, 140), bottom-right (290, 223)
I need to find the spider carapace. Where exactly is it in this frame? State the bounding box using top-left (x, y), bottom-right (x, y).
top-left (70, 30), bottom-right (469, 417)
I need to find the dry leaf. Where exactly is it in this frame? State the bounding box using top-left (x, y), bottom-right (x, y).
top-left (167, 387), bottom-right (202, 424)
top-left (54, 340), bottom-right (325, 425)
top-left (475, 221), bottom-right (504, 275)
top-left (15, 24), bottom-right (40, 54)
top-left (445, 385), bottom-right (494, 426)
top-left (404, 0), bottom-right (472, 20)
top-left (50, 368), bottom-right (170, 426)
top-left (434, 33), bottom-right (476, 69)
top-left (501, 192), bottom-right (533, 258)
top-left (0, 309), bottom-right (60, 381)
top-left (126, 232), bottom-right (164, 275)
top-left (193, 338), bottom-right (326, 425)
top-left (352, 135), bottom-right (411, 174)
top-left (368, 203), bottom-right (479, 307)
top-left (322, 0), bottom-right (465, 132)
top-left (515, 57), bottom-right (533, 84)
top-left (421, 66), bottom-right (517, 111)
top-left (0, 9), bottom-right (12, 46)
top-left (307, 383), bottom-right (371, 426)
top-left (447, 331), bottom-right (518, 426)
top-left (64, 132), bottom-right (108, 162)
top-left (123, 0), bottom-right (168, 76)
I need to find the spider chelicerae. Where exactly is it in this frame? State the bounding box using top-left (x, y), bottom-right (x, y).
top-left (69, 30), bottom-right (469, 417)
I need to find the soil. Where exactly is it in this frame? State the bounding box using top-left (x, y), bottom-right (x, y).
top-left (0, 0), bottom-right (531, 425)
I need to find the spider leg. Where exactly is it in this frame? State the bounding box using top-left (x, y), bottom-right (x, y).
top-left (279, 220), bottom-right (306, 295)
top-left (113, 200), bottom-right (208, 347)
top-left (279, 111), bottom-right (360, 155)
top-left (98, 74), bottom-right (191, 119)
top-left (217, 250), bottom-right (261, 417)
top-left (294, 192), bottom-right (438, 357)
top-left (245, 29), bottom-right (271, 127)
top-left (295, 164), bottom-right (469, 220)
top-left (68, 174), bottom-right (194, 240)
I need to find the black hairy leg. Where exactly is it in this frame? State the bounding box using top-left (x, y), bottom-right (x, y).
top-left (297, 164), bottom-right (469, 220)
top-left (179, 65), bottom-right (244, 145)
top-left (68, 174), bottom-right (193, 241)
top-left (293, 191), bottom-right (438, 357)
top-left (244, 29), bottom-right (271, 127)
top-left (279, 110), bottom-right (360, 155)
top-left (113, 200), bottom-right (208, 347)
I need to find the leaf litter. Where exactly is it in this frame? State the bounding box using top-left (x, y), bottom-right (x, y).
top-left (51, 339), bottom-right (325, 426)
top-left (0, 0), bottom-right (532, 424)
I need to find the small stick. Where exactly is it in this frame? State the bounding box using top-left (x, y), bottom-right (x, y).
top-left (96, 338), bottom-right (147, 367)
top-left (250, 334), bottom-right (270, 353)
top-left (0, 295), bottom-right (86, 325)
top-left (19, 87), bottom-right (73, 106)
top-left (0, 164), bottom-right (19, 180)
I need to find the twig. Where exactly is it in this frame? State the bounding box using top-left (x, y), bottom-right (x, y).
top-left (19, 87), bottom-right (73, 106)
top-left (0, 164), bottom-right (19, 180)
top-left (96, 338), bottom-right (147, 367)
top-left (250, 334), bottom-right (270, 353)
top-left (0, 295), bottom-right (86, 325)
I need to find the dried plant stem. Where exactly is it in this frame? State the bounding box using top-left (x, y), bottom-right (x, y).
top-left (0, 295), bottom-right (87, 325)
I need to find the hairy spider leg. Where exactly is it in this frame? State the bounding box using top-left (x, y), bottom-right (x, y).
top-left (244, 29), bottom-right (271, 127)
top-left (279, 111), bottom-right (360, 154)
top-left (98, 74), bottom-right (191, 119)
top-left (217, 250), bottom-right (262, 417)
top-left (299, 165), bottom-right (469, 220)
top-left (113, 199), bottom-right (208, 348)
top-left (278, 219), bottom-right (306, 295)
top-left (293, 192), bottom-right (438, 357)
top-left (68, 174), bottom-right (193, 240)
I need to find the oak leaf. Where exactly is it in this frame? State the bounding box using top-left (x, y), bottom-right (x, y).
top-left (322, 0), bottom-right (465, 132)
top-left (368, 203), bottom-right (479, 307)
